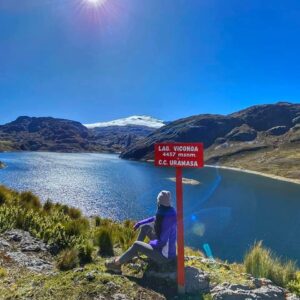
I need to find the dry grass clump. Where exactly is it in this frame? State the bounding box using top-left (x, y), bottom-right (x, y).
top-left (244, 241), bottom-right (297, 287)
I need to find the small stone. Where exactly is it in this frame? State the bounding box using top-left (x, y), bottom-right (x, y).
top-left (112, 293), bottom-right (129, 300)
top-left (86, 272), bottom-right (96, 281)
top-left (74, 267), bottom-right (84, 273)
top-left (106, 281), bottom-right (120, 290)
top-left (93, 296), bottom-right (106, 300)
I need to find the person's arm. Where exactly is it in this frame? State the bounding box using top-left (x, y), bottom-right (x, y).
top-left (149, 217), bottom-right (173, 248)
top-left (133, 216), bottom-right (155, 230)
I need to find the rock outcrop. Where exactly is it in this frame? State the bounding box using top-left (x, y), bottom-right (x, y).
top-left (211, 281), bottom-right (286, 299)
top-left (0, 229), bottom-right (53, 273)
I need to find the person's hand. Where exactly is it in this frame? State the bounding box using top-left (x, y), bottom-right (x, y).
top-left (149, 240), bottom-right (158, 248)
top-left (133, 222), bottom-right (140, 231)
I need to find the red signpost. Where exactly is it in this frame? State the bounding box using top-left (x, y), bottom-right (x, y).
top-left (154, 143), bottom-right (204, 294)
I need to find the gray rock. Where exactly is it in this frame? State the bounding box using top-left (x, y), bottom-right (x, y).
top-left (286, 294), bottom-right (300, 300)
top-left (86, 271), bottom-right (97, 281)
top-left (3, 229), bottom-right (48, 252)
top-left (184, 266), bottom-right (210, 294)
top-left (112, 294), bottom-right (129, 300)
top-left (93, 296), bottom-right (106, 300)
top-left (0, 230), bottom-right (53, 273)
top-left (7, 251), bottom-right (53, 272)
top-left (106, 281), bottom-right (120, 290)
top-left (4, 230), bottom-right (23, 242)
top-left (145, 265), bottom-right (209, 294)
top-left (73, 267), bottom-right (84, 273)
top-left (254, 284), bottom-right (286, 299)
top-left (211, 282), bottom-right (286, 300)
top-left (0, 239), bottom-right (11, 250)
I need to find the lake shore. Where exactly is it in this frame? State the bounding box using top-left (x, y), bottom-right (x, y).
top-left (205, 164), bottom-right (300, 185)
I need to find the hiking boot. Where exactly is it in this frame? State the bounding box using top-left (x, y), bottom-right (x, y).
top-left (105, 259), bottom-right (122, 274)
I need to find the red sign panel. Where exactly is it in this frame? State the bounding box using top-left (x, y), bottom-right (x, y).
top-left (154, 143), bottom-right (204, 168)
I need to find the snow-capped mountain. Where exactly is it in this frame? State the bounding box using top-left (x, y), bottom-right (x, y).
top-left (84, 115), bottom-right (165, 129)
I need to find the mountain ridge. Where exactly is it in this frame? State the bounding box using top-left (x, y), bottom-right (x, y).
top-left (0, 103), bottom-right (299, 180)
top-left (120, 102), bottom-right (300, 181)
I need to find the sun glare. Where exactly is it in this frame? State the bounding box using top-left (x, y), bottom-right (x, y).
top-left (85, 0), bottom-right (107, 7)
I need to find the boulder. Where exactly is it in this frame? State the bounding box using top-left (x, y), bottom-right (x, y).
top-left (211, 282), bottom-right (286, 299)
top-left (145, 265), bottom-right (209, 294)
top-left (184, 266), bottom-right (210, 294)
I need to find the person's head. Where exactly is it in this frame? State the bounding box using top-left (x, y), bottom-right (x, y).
top-left (157, 190), bottom-right (172, 207)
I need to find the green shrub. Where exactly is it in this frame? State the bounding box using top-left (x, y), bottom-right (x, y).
top-left (95, 228), bottom-right (114, 257)
top-left (64, 218), bottom-right (89, 237)
top-left (43, 199), bottom-right (53, 212)
top-left (20, 191), bottom-right (41, 210)
top-left (0, 186), bottom-right (12, 206)
top-left (95, 216), bottom-right (101, 227)
top-left (56, 248), bottom-right (79, 271)
top-left (244, 241), bottom-right (297, 287)
top-left (77, 241), bottom-right (94, 265)
top-left (60, 204), bottom-right (70, 215)
top-left (0, 190), bottom-right (7, 206)
top-left (288, 272), bottom-right (300, 296)
top-left (68, 207), bottom-right (82, 219)
top-left (118, 226), bottom-right (137, 252)
top-left (0, 267), bottom-right (7, 278)
top-left (123, 219), bottom-right (133, 228)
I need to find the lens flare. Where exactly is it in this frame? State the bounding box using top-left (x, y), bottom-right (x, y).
top-left (192, 222), bottom-right (205, 236)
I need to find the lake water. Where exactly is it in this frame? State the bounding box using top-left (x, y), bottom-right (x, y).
top-left (0, 151), bottom-right (299, 264)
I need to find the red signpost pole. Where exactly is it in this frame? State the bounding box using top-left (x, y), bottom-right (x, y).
top-left (154, 143), bottom-right (204, 295)
top-left (176, 167), bottom-right (185, 294)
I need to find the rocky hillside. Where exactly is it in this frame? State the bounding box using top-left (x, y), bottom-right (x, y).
top-left (0, 116), bottom-right (94, 152)
top-left (120, 102), bottom-right (300, 180)
top-left (89, 125), bottom-right (157, 153)
top-left (0, 116), bottom-right (163, 153)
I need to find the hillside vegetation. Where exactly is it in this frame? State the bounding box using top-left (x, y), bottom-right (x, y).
top-left (0, 185), bottom-right (299, 299)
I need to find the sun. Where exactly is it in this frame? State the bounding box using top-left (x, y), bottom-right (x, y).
top-left (85, 0), bottom-right (107, 7)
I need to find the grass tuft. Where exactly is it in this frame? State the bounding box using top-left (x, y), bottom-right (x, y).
top-left (0, 267), bottom-right (7, 278)
top-left (77, 241), bottom-right (94, 265)
top-left (20, 191), bottom-right (41, 210)
top-left (287, 272), bottom-right (300, 296)
top-left (95, 228), bottom-right (114, 257)
top-left (244, 241), bottom-right (297, 287)
top-left (56, 248), bottom-right (79, 271)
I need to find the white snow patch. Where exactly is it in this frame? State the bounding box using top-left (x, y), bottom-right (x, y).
top-left (84, 115), bottom-right (165, 129)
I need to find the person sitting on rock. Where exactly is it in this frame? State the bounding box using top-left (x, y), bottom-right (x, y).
top-left (105, 190), bottom-right (177, 274)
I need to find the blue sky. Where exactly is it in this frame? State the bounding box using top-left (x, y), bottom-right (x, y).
top-left (0, 0), bottom-right (299, 125)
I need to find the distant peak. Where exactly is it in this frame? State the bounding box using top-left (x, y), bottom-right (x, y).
top-left (84, 115), bottom-right (165, 129)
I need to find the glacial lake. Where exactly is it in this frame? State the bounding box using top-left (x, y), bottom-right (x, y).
top-left (0, 151), bottom-right (299, 264)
